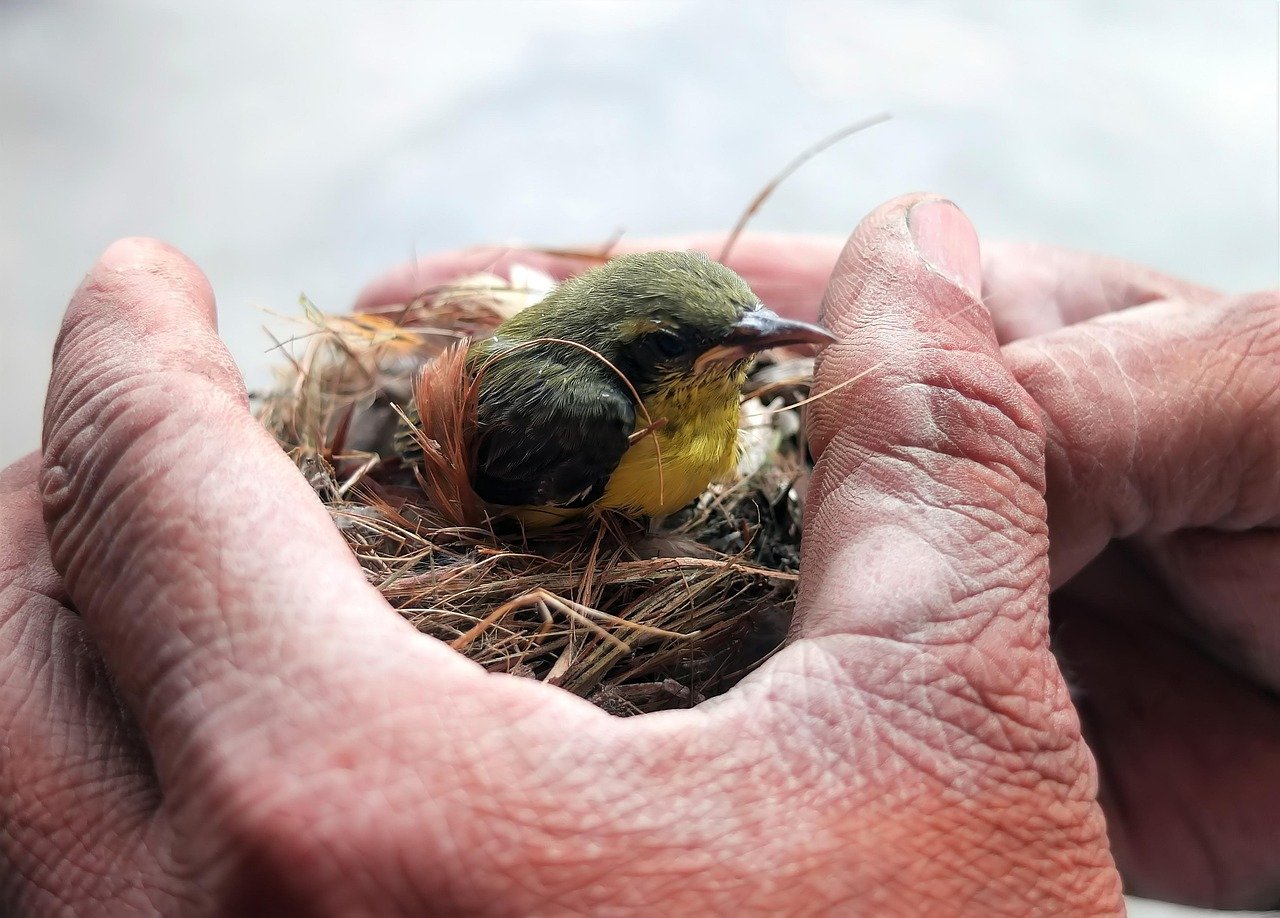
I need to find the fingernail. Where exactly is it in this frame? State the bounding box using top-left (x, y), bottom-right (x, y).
top-left (908, 199), bottom-right (981, 297)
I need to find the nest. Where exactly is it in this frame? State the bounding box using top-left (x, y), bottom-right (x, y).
top-left (256, 265), bottom-right (818, 715)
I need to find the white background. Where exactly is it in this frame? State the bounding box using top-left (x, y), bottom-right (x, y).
top-left (1, 3), bottom-right (1278, 913)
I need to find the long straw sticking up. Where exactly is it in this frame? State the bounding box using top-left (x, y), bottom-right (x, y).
top-left (718, 113), bottom-right (892, 264)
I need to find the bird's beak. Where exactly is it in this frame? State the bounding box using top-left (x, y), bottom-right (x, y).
top-left (695, 306), bottom-right (837, 371)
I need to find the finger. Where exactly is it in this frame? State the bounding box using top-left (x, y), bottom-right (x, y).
top-left (982, 241), bottom-right (1222, 342)
top-left (39, 239), bottom-right (478, 797)
top-left (354, 234), bottom-right (847, 321)
top-left (357, 234), bottom-right (1221, 342)
top-left (796, 195), bottom-right (1050, 652)
top-left (0, 454), bottom-right (173, 913)
top-left (725, 195), bottom-right (1119, 908)
top-left (1002, 290), bottom-right (1280, 587)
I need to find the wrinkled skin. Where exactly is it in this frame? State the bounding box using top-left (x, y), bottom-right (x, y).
top-left (0, 193), bottom-right (1275, 914)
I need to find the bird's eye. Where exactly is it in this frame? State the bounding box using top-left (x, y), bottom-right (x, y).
top-left (650, 330), bottom-right (687, 359)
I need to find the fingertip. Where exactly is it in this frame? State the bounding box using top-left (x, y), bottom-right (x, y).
top-left (77, 236), bottom-right (218, 332)
top-left (797, 192), bottom-right (1048, 641)
top-left (808, 193), bottom-right (1004, 462)
top-left (907, 198), bottom-right (982, 298)
top-left (820, 193), bottom-right (982, 323)
top-left (98, 236), bottom-right (187, 271)
top-left (47, 237), bottom-right (243, 461)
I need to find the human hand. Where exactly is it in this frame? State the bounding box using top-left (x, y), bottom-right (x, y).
top-left (0, 191), bottom-right (1238, 914)
top-left (360, 200), bottom-right (1280, 909)
top-left (992, 250), bottom-right (1280, 909)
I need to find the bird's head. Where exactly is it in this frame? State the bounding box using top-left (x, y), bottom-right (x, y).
top-left (489, 251), bottom-right (836, 399)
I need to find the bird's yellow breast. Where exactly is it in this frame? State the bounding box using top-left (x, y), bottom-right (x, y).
top-left (598, 368), bottom-right (745, 517)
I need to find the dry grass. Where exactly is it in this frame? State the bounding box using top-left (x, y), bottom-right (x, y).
top-left (256, 270), bottom-right (816, 715)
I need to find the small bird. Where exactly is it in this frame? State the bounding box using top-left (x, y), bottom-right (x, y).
top-left (464, 251), bottom-right (835, 521)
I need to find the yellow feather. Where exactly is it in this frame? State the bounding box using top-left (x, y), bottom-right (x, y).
top-left (598, 366), bottom-right (746, 517)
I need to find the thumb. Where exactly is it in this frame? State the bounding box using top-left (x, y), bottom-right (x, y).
top-left (762, 196), bottom-right (1118, 910)
top-left (798, 194), bottom-right (1049, 660)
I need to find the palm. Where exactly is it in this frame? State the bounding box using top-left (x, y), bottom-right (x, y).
top-left (381, 234), bottom-right (1280, 905)
top-left (1, 200), bottom-right (1273, 913)
top-left (361, 232), bottom-right (1280, 908)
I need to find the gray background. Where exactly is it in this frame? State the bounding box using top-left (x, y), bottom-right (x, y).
top-left (2, 0), bottom-right (1276, 468)
top-left (1, 3), bottom-right (1278, 913)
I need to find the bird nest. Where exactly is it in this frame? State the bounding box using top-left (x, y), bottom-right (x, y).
top-left (256, 264), bottom-right (817, 715)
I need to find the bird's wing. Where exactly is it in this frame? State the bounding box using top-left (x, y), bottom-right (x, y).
top-left (471, 364), bottom-right (636, 508)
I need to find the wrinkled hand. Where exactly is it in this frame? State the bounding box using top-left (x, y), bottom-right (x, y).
top-left (0, 192), bottom-right (1264, 914)
top-left (362, 201), bottom-right (1280, 908)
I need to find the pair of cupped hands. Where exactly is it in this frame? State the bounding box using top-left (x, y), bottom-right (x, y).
top-left (1, 193), bottom-right (1276, 915)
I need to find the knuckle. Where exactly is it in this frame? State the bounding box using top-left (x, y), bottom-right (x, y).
top-left (809, 345), bottom-right (1046, 517)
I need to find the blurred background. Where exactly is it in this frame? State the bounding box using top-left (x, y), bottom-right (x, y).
top-left (1, 1), bottom-right (1276, 467)
top-left (1, 3), bottom-right (1277, 913)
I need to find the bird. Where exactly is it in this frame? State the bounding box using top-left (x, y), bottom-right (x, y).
top-left (459, 251), bottom-right (836, 522)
